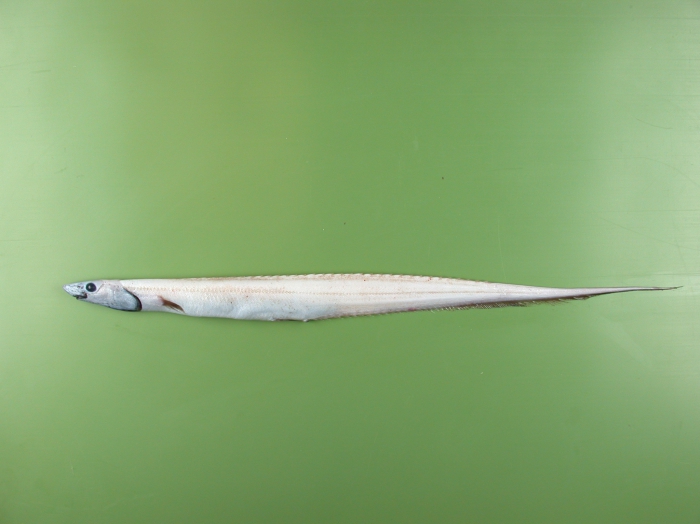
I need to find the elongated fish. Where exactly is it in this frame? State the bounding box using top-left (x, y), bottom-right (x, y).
top-left (62, 274), bottom-right (675, 322)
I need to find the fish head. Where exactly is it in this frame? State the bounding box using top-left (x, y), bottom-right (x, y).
top-left (63, 280), bottom-right (141, 311)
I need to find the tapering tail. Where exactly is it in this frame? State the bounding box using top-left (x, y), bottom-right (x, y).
top-left (458, 285), bottom-right (679, 310)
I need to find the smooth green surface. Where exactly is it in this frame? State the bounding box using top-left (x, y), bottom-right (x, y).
top-left (2, 1), bottom-right (699, 522)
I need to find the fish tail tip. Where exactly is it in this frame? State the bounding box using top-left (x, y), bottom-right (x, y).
top-left (593, 285), bottom-right (680, 296)
top-left (621, 285), bottom-right (680, 293)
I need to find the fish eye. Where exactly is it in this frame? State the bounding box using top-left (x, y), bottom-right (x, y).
top-left (86, 282), bottom-right (97, 292)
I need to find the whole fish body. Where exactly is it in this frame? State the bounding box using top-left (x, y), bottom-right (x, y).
top-left (62, 274), bottom-right (674, 321)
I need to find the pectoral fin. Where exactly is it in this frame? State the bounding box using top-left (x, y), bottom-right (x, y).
top-left (159, 296), bottom-right (184, 313)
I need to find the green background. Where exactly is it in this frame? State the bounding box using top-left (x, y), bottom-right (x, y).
top-left (1, 1), bottom-right (699, 522)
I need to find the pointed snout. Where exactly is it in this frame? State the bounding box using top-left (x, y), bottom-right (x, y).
top-left (63, 282), bottom-right (87, 299)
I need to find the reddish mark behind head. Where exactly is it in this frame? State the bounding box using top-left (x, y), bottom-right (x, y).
top-left (159, 296), bottom-right (184, 312)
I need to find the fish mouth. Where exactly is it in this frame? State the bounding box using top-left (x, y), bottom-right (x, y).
top-left (63, 283), bottom-right (87, 300)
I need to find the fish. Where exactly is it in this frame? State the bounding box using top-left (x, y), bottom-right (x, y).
top-left (61, 274), bottom-right (676, 322)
